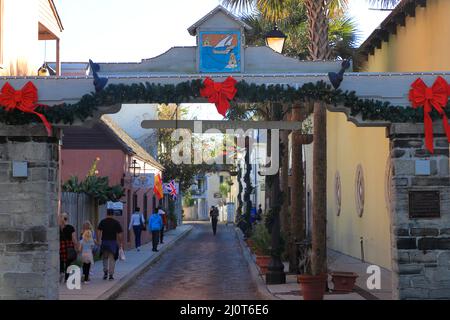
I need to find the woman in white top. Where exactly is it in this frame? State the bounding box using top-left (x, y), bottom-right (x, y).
top-left (129, 207), bottom-right (145, 251)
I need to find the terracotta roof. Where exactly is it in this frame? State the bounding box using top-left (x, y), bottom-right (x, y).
top-left (358, 0), bottom-right (427, 57)
top-left (187, 5), bottom-right (252, 36)
top-left (100, 115), bottom-right (164, 171)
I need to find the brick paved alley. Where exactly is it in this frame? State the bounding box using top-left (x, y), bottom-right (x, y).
top-left (115, 223), bottom-right (262, 300)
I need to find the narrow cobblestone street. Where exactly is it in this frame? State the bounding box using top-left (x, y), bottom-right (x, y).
top-left (116, 223), bottom-right (262, 300)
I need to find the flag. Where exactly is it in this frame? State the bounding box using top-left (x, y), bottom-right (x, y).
top-left (154, 174), bottom-right (164, 200)
top-left (166, 180), bottom-right (178, 200)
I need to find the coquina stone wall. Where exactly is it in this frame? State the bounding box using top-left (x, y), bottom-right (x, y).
top-left (389, 123), bottom-right (450, 300)
top-left (0, 126), bottom-right (60, 300)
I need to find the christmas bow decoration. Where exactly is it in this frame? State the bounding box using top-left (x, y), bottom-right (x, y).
top-left (200, 76), bottom-right (237, 117)
top-left (0, 82), bottom-right (52, 136)
top-left (409, 76), bottom-right (450, 153)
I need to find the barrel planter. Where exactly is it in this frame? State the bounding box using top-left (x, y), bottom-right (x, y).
top-left (297, 273), bottom-right (328, 300)
top-left (255, 255), bottom-right (271, 275)
top-left (331, 272), bottom-right (358, 293)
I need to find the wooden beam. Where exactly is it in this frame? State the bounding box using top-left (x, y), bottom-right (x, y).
top-left (416, 0), bottom-right (426, 8)
top-left (141, 120), bottom-right (303, 132)
top-left (385, 22), bottom-right (397, 35)
top-left (56, 38), bottom-right (61, 76)
top-left (395, 12), bottom-right (406, 27)
top-left (405, 2), bottom-right (416, 17)
top-left (379, 30), bottom-right (390, 42)
top-left (372, 37), bottom-right (382, 50)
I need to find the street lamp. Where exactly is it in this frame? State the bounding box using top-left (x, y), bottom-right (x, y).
top-left (129, 159), bottom-right (141, 178)
top-left (265, 24), bottom-right (287, 54)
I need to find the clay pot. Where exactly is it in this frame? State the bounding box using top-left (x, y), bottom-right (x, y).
top-left (295, 134), bottom-right (313, 145)
top-left (255, 255), bottom-right (271, 275)
top-left (331, 272), bottom-right (358, 293)
top-left (297, 273), bottom-right (328, 300)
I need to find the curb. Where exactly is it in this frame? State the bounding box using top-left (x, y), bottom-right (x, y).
top-left (98, 225), bottom-right (194, 300)
top-left (233, 227), bottom-right (279, 301)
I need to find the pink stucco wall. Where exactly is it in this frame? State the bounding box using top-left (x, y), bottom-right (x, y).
top-left (61, 149), bottom-right (160, 249)
top-left (61, 150), bottom-right (125, 185)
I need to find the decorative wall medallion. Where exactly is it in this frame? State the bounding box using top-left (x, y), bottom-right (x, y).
top-left (355, 164), bottom-right (365, 217)
top-left (385, 156), bottom-right (393, 215)
top-left (335, 171), bottom-right (342, 216)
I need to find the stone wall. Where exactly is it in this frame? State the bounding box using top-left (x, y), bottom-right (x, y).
top-left (0, 126), bottom-right (60, 300)
top-left (389, 123), bottom-right (450, 300)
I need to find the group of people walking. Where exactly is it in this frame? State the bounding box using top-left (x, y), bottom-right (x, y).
top-left (59, 206), bottom-right (168, 284)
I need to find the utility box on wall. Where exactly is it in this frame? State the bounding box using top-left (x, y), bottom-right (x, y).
top-left (12, 161), bottom-right (28, 178)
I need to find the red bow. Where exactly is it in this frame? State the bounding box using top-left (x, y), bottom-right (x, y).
top-left (0, 82), bottom-right (51, 136)
top-left (409, 76), bottom-right (450, 153)
top-left (200, 77), bottom-right (237, 117)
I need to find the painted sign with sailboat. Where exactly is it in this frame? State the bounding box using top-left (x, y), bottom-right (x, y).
top-left (199, 31), bottom-right (241, 73)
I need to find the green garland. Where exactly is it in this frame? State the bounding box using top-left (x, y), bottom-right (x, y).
top-left (0, 79), bottom-right (449, 127)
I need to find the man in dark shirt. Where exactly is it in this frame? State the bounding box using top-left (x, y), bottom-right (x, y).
top-left (97, 210), bottom-right (124, 280)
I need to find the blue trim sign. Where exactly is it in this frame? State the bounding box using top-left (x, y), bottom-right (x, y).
top-left (199, 31), bottom-right (241, 73)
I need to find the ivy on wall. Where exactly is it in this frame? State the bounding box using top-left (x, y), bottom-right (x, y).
top-left (1, 79), bottom-right (449, 127)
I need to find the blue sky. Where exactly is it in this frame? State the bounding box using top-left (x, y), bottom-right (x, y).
top-left (44, 0), bottom-right (390, 63)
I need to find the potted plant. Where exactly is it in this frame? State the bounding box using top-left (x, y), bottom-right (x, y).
top-left (330, 272), bottom-right (358, 293)
top-left (250, 224), bottom-right (271, 275)
top-left (296, 241), bottom-right (328, 300)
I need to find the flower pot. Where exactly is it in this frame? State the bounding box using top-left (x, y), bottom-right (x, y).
top-left (255, 255), bottom-right (271, 275)
top-left (331, 272), bottom-right (358, 293)
top-left (297, 273), bottom-right (328, 300)
top-left (296, 134), bottom-right (313, 145)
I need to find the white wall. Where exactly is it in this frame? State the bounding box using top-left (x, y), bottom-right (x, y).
top-left (1, 0), bottom-right (40, 76)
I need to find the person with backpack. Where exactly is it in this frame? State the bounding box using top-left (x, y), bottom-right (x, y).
top-left (149, 208), bottom-right (163, 252)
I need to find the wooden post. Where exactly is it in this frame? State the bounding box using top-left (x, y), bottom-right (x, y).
top-left (56, 38), bottom-right (61, 76)
top-left (289, 103), bottom-right (306, 273)
top-left (311, 101), bottom-right (327, 276)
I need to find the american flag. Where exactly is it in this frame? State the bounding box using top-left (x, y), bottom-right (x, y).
top-left (166, 180), bottom-right (178, 200)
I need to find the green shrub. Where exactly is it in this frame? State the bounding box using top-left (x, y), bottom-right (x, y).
top-left (250, 223), bottom-right (271, 256)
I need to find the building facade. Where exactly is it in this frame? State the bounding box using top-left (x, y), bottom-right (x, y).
top-left (61, 116), bottom-right (164, 249)
top-left (0, 0), bottom-right (63, 76)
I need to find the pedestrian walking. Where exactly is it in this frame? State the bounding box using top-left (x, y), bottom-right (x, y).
top-left (257, 205), bottom-right (263, 222)
top-left (158, 207), bottom-right (167, 244)
top-left (210, 206), bottom-right (219, 236)
top-left (149, 208), bottom-right (163, 252)
top-left (79, 230), bottom-right (95, 284)
top-left (129, 207), bottom-right (145, 251)
top-left (80, 220), bottom-right (98, 276)
top-left (59, 212), bottom-right (78, 283)
top-left (97, 210), bottom-right (124, 281)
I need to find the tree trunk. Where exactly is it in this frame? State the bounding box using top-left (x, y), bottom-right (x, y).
top-left (305, 0), bottom-right (330, 60)
top-left (311, 101), bottom-right (327, 276)
top-left (288, 103), bottom-right (305, 274)
top-left (243, 137), bottom-right (253, 238)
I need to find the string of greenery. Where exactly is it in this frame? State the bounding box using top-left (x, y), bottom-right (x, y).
top-left (1, 79), bottom-right (449, 126)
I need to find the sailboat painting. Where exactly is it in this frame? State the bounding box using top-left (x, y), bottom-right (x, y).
top-left (199, 31), bottom-right (241, 73)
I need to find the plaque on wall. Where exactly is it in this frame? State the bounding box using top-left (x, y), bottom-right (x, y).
top-left (409, 191), bottom-right (440, 218)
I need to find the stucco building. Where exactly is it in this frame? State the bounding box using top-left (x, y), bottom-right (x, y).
top-left (61, 115), bottom-right (164, 249)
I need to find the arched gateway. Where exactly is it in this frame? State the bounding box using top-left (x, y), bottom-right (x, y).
top-left (0, 6), bottom-right (448, 300)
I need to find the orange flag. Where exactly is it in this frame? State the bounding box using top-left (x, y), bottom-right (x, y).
top-left (154, 174), bottom-right (164, 200)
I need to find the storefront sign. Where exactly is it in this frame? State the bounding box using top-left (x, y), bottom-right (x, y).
top-left (107, 201), bottom-right (124, 216)
top-left (133, 173), bottom-right (155, 189)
